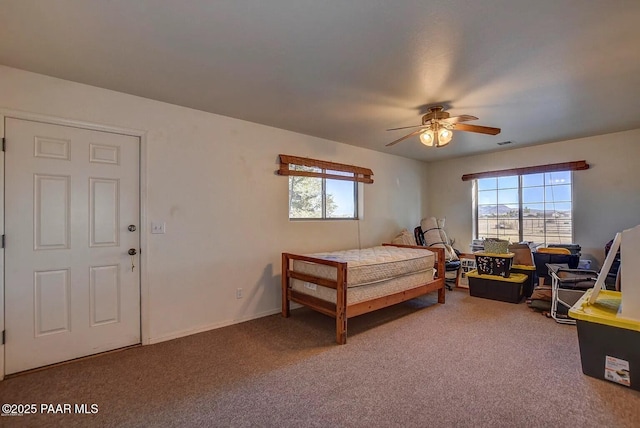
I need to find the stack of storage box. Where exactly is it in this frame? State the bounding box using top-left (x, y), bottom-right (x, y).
top-left (467, 252), bottom-right (527, 303)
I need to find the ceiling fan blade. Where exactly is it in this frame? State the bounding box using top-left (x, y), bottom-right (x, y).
top-left (454, 123), bottom-right (501, 135)
top-left (441, 114), bottom-right (478, 124)
top-left (386, 123), bottom-right (428, 131)
top-left (385, 129), bottom-right (423, 146)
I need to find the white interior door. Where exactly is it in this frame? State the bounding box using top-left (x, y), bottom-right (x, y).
top-left (4, 117), bottom-right (140, 374)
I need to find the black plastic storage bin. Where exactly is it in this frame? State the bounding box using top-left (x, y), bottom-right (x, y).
top-left (474, 253), bottom-right (514, 278)
top-left (569, 289), bottom-right (640, 391)
top-left (548, 243), bottom-right (581, 256)
top-left (511, 264), bottom-right (536, 298)
top-left (532, 252), bottom-right (579, 285)
top-left (466, 270), bottom-right (527, 303)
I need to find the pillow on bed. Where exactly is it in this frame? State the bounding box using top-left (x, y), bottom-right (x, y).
top-left (420, 217), bottom-right (458, 261)
top-left (391, 229), bottom-right (416, 246)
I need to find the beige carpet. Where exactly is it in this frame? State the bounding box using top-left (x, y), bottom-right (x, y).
top-left (1, 288), bottom-right (639, 427)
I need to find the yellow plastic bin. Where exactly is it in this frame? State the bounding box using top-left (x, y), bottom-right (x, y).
top-left (569, 289), bottom-right (640, 391)
top-left (466, 270), bottom-right (527, 303)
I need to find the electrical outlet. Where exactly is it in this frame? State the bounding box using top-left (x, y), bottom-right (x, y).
top-left (151, 222), bottom-right (166, 234)
top-left (236, 288), bottom-right (243, 299)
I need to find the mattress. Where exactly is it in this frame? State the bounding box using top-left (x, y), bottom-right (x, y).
top-left (291, 268), bottom-right (435, 305)
top-left (291, 245), bottom-right (435, 287)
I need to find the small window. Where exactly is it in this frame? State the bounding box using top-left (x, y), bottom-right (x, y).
top-left (288, 170), bottom-right (358, 220)
top-left (278, 154), bottom-right (372, 221)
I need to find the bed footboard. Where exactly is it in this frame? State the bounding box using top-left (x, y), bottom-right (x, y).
top-left (282, 252), bottom-right (349, 344)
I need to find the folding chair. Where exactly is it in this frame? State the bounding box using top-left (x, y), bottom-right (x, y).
top-left (548, 265), bottom-right (598, 325)
top-left (548, 233), bottom-right (623, 324)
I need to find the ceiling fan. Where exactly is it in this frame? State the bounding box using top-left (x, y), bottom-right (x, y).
top-left (386, 106), bottom-right (501, 148)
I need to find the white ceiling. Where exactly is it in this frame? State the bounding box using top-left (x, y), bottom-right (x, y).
top-left (1, 0), bottom-right (640, 162)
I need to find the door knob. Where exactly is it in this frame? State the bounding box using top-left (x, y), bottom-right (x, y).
top-left (128, 248), bottom-right (137, 256)
top-left (128, 225), bottom-right (137, 232)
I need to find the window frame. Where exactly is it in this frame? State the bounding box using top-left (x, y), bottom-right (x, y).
top-left (474, 171), bottom-right (574, 245)
top-left (278, 154), bottom-right (371, 221)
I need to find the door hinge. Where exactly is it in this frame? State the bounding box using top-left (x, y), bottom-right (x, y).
top-left (1, 330), bottom-right (4, 345)
top-left (1, 235), bottom-right (4, 248)
top-left (1, 137), bottom-right (4, 151)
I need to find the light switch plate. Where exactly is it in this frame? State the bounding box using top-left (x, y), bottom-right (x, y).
top-left (151, 221), bottom-right (166, 234)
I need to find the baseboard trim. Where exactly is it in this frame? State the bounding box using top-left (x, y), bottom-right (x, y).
top-left (147, 308), bottom-right (282, 345)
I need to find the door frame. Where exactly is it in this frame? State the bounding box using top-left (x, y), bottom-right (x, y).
top-left (0, 109), bottom-right (150, 380)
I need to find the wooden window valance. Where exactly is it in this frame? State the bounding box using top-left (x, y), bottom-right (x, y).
top-left (278, 154), bottom-right (374, 184)
top-left (461, 160), bottom-right (589, 182)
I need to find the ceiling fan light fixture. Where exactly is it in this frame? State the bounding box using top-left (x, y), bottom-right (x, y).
top-left (420, 125), bottom-right (452, 147)
top-left (419, 129), bottom-right (435, 146)
top-left (384, 106), bottom-right (501, 149)
top-left (436, 127), bottom-right (453, 147)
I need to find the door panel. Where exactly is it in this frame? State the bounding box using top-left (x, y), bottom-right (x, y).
top-left (34, 269), bottom-right (71, 336)
top-left (90, 178), bottom-right (120, 247)
top-left (34, 174), bottom-right (71, 250)
top-left (90, 265), bottom-right (121, 326)
top-left (5, 118), bottom-right (141, 374)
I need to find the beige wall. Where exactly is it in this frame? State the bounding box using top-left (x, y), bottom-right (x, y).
top-left (6, 63), bottom-right (637, 346)
top-left (0, 65), bottom-right (427, 343)
top-left (426, 129), bottom-right (640, 269)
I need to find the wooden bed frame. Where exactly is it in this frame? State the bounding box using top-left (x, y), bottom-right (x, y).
top-left (281, 244), bottom-right (445, 344)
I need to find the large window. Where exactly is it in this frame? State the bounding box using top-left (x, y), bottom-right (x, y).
top-left (476, 171), bottom-right (572, 244)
